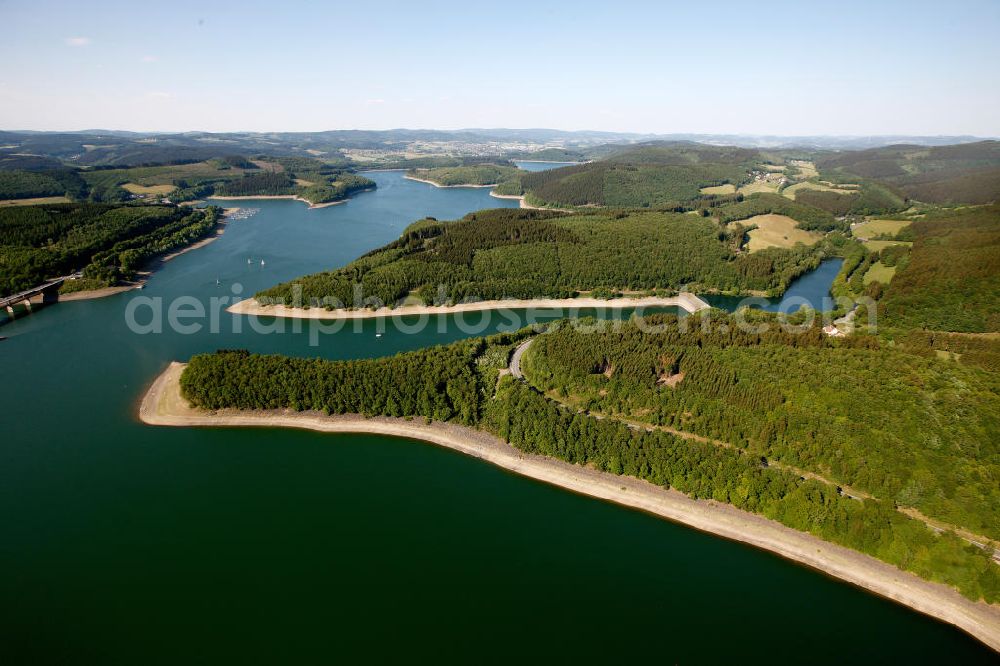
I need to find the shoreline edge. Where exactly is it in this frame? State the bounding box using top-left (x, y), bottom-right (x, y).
top-left (226, 293), bottom-right (712, 319)
top-left (140, 361), bottom-right (1000, 653)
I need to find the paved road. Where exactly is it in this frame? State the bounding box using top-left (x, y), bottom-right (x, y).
top-left (508, 337), bottom-right (534, 379)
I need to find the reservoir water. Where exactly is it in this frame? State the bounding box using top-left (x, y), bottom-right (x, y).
top-left (513, 160), bottom-right (579, 172)
top-left (0, 171), bottom-right (994, 663)
top-left (704, 257), bottom-right (846, 313)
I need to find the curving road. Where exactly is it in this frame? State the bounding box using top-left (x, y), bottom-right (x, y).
top-left (508, 337), bottom-right (534, 380)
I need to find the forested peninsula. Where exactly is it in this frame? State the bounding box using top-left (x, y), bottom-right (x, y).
top-left (144, 315), bottom-right (1000, 648)
top-left (406, 163), bottom-right (520, 188)
top-left (252, 206), bottom-right (841, 310)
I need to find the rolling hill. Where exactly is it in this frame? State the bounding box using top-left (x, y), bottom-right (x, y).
top-left (817, 140), bottom-right (1000, 204)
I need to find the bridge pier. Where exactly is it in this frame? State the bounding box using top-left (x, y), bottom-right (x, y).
top-left (1, 275), bottom-right (68, 316)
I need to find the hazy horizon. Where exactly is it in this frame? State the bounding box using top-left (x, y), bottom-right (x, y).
top-left (2, 127), bottom-right (997, 140)
top-left (3, 0), bottom-right (999, 136)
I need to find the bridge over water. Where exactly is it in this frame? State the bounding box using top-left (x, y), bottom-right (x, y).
top-left (1, 275), bottom-right (74, 317)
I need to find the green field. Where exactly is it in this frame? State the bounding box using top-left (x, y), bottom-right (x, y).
top-left (714, 193), bottom-right (845, 232)
top-left (783, 180), bottom-right (856, 199)
top-left (789, 160), bottom-right (819, 178)
top-left (863, 239), bottom-right (911, 252)
top-left (737, 179), bottom-right (781, 196)
top-left (735, 214), bottom-right (823, 252)
top-left (0, 195), bottom-right (72, 206)
top-left (863, 261), bottom-right (896, 284)
top-left (854, 218), bottom-right (912, 239)
top-left (121, 182), bottom-right (178, 196)
top-left (699, 183), bottom-right (736, 195)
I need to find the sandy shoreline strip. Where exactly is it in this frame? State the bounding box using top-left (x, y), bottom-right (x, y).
top-left (209, 195), bottom-right (346, 209)
top-left (227, 293), bottom-right (712, 320)
top-left (403, 175), bottom-right (495, 188)
top-left (487, 190), bottom-right (566, 211)
top-left (402, 172), bottom-right (566, 211)
top-left (140, 361), bottom-right (1000, 652)
top-left (56, 284), bottom-right (137, 301)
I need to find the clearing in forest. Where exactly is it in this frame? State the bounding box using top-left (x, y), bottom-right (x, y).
top-left (789, 160), bottom-right (819, 178)
top-left (699, 183), bottom-right (737, 195)
top-left (738, 180), bottom-right (781, 196)
top-left (0, 195), bottom-right (72, 206)
top-left (853, 218), bottom-right (912, 239)
top-left (122, 183), bottom-right (177, 196)
top-left (733, 214), bottom-right (823, 252)
top-left (783, 180), bottom-right (857, 200)
top-left (863, 239), bottom-right (912, 252)
top-left (864, 261), bottom-right (896, 285)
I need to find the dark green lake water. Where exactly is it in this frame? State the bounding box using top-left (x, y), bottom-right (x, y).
top-left (704, 257), bottom-right (846, 313)
top-left (0, 172), bottom-right (994, 664)
top-left (513, 160), bottom-right (578, 172)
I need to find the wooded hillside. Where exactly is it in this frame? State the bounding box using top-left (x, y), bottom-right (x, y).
top-left (256, 206), bottom-right (830, 307)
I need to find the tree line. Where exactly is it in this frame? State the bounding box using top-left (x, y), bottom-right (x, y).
top-left (521, 315), bottom-right (999, 542)
top-left (0, 155), bottom-right (375, 205)
top-left (0, 203), bottom-right (219, 293)
top-left (880, 204), bottom-right (1000, 332)
top-left (178, 324), bottom-right (1000, 603)
top-left (0, 169), bottom-right (88, 200)
top-left (715, 193), bottom-right (845, 232)
top-left (407, 164), bottom-right (520, 187)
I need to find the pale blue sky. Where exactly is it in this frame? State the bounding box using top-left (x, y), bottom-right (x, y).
top-left (1, 0), bottom-right (998, 135)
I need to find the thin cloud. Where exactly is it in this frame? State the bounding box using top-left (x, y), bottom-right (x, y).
top-left (140, 55), bottom-right (159, 63)
top-left (365, 98), bottom-right (385, 105)
top-left (65, 37), bottom-right (91, 47)
top-left (145, 91), bottom-right (173, 100)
